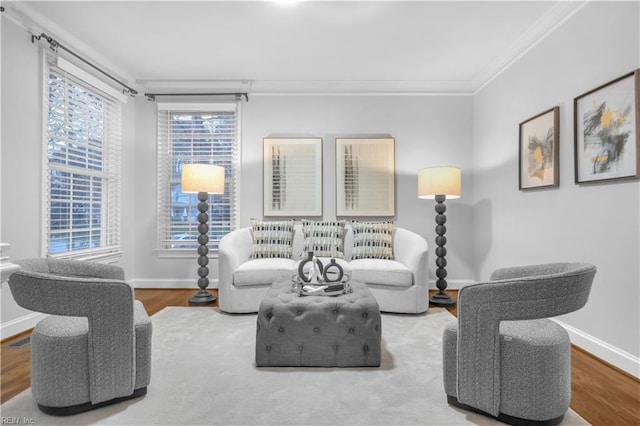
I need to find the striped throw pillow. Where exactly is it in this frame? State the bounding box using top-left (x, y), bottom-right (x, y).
top-left (301, 220), bottom-right (346, 259)
top-left (351, 221), bottom-right (394, 260)
top-left (250, 219), bottom-right (295, 259)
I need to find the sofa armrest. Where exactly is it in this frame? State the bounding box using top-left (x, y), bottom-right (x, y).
top-left (392, 228), bottom-right (429, 289)
top-left (218, 227), bottom-right (253, 291)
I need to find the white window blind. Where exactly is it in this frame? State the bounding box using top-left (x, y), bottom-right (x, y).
top-left (44, 64), bottom-right (122, 257)
top-left (156, 103), bottom-right (239, 251)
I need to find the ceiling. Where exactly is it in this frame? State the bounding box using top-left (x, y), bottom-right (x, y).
top-left (4, 1), bottom-right (585, 94)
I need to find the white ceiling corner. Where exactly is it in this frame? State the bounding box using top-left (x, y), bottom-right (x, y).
top-left (4, 1), bottom-right (137, 86)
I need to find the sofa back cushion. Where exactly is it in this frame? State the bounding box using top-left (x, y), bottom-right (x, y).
top-left (350, 220), bottom-right (395, 260)
top-left (301, 220), bottom-right (346, 259)
top-left (250, 219), bottom-right (295, 259)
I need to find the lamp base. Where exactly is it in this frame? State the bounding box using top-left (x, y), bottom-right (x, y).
top-left (429, 291), bottom-right (456, 306)
top-left (188, 289), bottom-right (217, 305)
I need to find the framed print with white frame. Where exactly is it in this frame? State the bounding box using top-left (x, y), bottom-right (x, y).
top-left (574, 70), bottom-right (640, 183)
top-left (263, 137), bottom-right (322, 216)
top-left (336, 137), bottom-right (395, 217)
top-left (519, 106), bottom-right (560, 190)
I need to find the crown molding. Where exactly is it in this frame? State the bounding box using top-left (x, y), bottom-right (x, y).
top-left (249, 79), bottom-right (473, 95)
top-left (472, 0), bottom-right (588, 94)
top-left (137, 79), bottom-right (473, 96)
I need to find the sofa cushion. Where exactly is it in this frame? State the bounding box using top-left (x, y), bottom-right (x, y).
top-left (234, 258), bottom-right (297, 287)
top-left (250, 219), bottom-right (295, 259)
top-left (349, 259), bottom-right (412, 287)
top-left (301, 220), bottom-right (346, 259)
top-left (351, 221), bottom-right (394, 260)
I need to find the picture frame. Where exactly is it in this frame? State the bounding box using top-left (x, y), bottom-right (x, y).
top-left (519, 106), bottom-right (560, 190)
top-left (574, 69), bottom-right (640, 183)
top-left (263, 137), bottom-right (322, 216)
top-left (336, 137), bottom-right (395, 217)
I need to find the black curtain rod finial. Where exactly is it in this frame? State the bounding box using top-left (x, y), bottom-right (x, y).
top-left (231, 92), bottom-right (249, 102)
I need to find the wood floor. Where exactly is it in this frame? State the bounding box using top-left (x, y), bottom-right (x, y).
top-left (2, 289), bottom-right (639, 425)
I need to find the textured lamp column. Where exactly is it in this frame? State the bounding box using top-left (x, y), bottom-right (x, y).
top-left (181, 164), bottom-right (225, 305)
top-left (418, 166), bottom-right (461, 307)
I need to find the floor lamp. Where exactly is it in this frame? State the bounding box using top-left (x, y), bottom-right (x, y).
top-left (181, 164), bottom-right (225, 305)
top-left (418, 166), bottom-right (461, 307)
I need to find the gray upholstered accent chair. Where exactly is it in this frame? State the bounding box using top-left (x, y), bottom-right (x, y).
top-left (7, 259), bottom-right (152, 416)
top-left (443, 262), bottom-right (596, 425)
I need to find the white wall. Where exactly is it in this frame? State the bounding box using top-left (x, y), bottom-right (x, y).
top-left (472, 1), bottom-right (640, 368)
top-left (131, 94), bottom-right (475, 285)
top-left (0, 17), bottom-right (138, 337)
top-left (0, 17), bottom-right (43, 332)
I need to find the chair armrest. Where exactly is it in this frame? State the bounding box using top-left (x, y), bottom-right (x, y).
top-left (9, 270), bottom-right (133, 317)
top-left (47, 259), bottom-right (125, 280)
top-left (15, 258), bottom-right (126, 281)
top-left (392, 228), bottom-right (428, 289)
top-left (489, 263), bottom-right (568, 281)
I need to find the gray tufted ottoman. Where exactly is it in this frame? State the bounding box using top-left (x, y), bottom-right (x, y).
top-left (256, 280), bottom-right (381, 367)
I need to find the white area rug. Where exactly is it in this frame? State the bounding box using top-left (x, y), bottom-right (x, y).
top-left (1, 307), bottom-right (588, 425)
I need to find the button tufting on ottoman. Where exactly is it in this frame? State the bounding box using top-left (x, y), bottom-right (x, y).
top-left (256, 280), bottom-right (381, 367)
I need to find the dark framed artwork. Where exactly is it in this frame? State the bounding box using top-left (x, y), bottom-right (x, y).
top-left (519, 106), bottom-right (560, 190)
top-left (574, 70), bottom-right (640, 183)
top-left (335, 137), bottom-right (395, 217)
top-left (263, 137), bottom-right (322, 216)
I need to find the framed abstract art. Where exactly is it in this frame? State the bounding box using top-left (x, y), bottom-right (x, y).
top-left (263, 137), bottom-right (322, 216)
top-left (335, 137), bottom-right (395, 217)
top-left (519, 106), bottom-right (560, 190)
top-left (574, 70), bottom-right (640, 183)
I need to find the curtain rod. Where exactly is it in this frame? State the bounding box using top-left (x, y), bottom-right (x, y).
top-left (31, 32), bottom-right (138, 97)
top-left (145, 92), bottom-right (249, 102)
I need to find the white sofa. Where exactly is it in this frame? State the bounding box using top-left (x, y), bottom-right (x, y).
top-left (218, 223), bottom-right (429, 314)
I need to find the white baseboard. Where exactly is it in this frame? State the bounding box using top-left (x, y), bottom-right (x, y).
top-left (1, 312), bottom-right (45, 340)
top-left (130, 278), bottom-right (219, 289)
top-left (552, 318), bottom-right (640, 379)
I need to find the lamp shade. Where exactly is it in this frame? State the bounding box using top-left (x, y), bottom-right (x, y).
top-left (418, 166), bottom-right (461, 199)
top-left (181, 164), bottom-right (225, 194)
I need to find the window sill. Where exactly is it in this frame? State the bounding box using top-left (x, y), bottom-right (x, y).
top-left (155, 248), bottom-right (220, 259)
top-left (48, 249), bottom-right (123, 264)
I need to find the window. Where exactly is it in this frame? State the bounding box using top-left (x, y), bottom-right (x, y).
top-left (44, 64), bottom-right (122, 258)
top-left (156, 103), bottom-right (240, 252)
